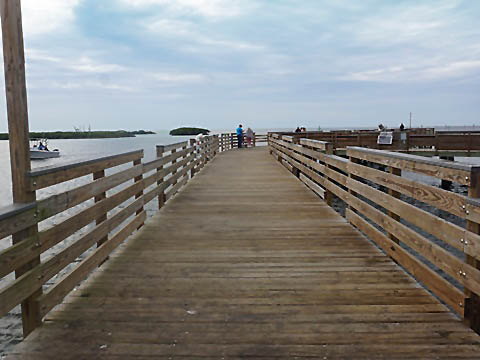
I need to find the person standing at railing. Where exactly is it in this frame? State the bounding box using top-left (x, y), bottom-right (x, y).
top-left (236, 124), bottom-right (244, 148)
top-left (246, 127), bottom-right (254, 147)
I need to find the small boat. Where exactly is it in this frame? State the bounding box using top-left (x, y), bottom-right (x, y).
top-left (30, 138), bottom-right (60, 159)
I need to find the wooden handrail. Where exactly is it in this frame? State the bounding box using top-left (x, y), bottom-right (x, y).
top-left (27, 150), bottom-right (144, 190)
top-left (269, 136), bottom-right (480, 332)
top-left (0, 134), bottom-right (229, 335)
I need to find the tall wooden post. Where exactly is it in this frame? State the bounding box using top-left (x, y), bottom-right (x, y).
top-left (189, 139), bottom-right (196, 178)
top-left (93, 170), bottom-right (107, 247)
top-left (156, 145), bottom-right (166, 209)
top-left (133, 158), bottom-right (144, 229)
top-left (387, 167), bottom-right (401, 244)
top-left (1, 0), bottom-right (42, 336)
top-left (324, 143), bottom-right (333, 207)
top-left (465, 168), bottom-right (480, 333)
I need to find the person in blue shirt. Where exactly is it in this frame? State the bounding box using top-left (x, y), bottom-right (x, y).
top-left (236, 124), bottom-right (243, 148)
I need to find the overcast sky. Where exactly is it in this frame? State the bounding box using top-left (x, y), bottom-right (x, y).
top-left (0, 0), bottom-right (479, 132)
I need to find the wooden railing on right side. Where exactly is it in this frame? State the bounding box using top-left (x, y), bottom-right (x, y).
top-left (270, 129), bottom-right (480, 153)
top-left (269, 134), bottom-right (480, 333)
top-left (0, 135), bottom-right (221, 337)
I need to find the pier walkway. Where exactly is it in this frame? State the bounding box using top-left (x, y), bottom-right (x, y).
top-left (7, 147), bottom-right (480, 359)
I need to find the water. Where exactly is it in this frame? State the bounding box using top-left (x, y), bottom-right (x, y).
top-left (0, 131), bottom-right (198, 207)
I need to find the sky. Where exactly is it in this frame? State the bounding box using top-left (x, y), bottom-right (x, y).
top-left (0, 0), bottom-right (479, 132)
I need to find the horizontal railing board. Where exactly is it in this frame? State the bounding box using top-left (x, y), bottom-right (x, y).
top-left (346, 209), bottom-right (464, 315)
top-left (36, 211), bottom-right (146, 318)
top-left (299, 138), bottom-right (332, 152)
top-left (271, 142), bottom-right (326, 180)
top-left (144, 147), bottom-right (194, 173)
top-left (38, 180), bottom-right (143, 255)
top-left (143, 153), bottom-right (195, 189)
top-left (299, 173), bottom-right (325, 199)
top-left (28, 150), bottom-right (144, 190)
top-left (346, 173), bottom-right (467, 253)
top-left (0, 193), bottom-right (145, 318)
top-left (271, 138), bottom-right (324, 162)
top-left (0, 233), bottom-right (38, 278)
top-left (323, 154), bottom-right (349, 172)
top-left (36, 164), bottom-right (143, 222)
top-left (0, 202), bottom-right (37, 240)
top-left (165, 176), bottom-right (189, 201)
top-left (345, 186), bottom-right (480, 298)
top-left (158, 141), bottom-right (189, 153)
top-left (467, 198), bottom-right (480, 224)
top-left (346, 160), bottom-right (468, 219)
top-left (347, 147), bottom-right (476, 186)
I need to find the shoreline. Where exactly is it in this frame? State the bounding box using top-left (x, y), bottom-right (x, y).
top-left (0, 130), bottom-right (155, 141)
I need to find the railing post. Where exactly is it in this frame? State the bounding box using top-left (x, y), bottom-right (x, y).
top-left (190, 139), bottom-right (196, 178)
top-left (156, 145), bottom-right (166, 209)
top-left (253, 133), bottom-right (256, 147)
top-left (1, 0), bottom-right (42, 336)
top-left (133, 158), bottom-right (144, 229)
top-left (465, 168), bottom-right (480, 333)
top-left (347, 154), bottom-right (359, 211)
top-left (171, 147), bottom-right (178, 185)
top-left (93, 170), bottom-right (108, 247)
top-left (387, 166), bottom-right (401, 244)
top-left (324, 143), bottom-right (334, 206)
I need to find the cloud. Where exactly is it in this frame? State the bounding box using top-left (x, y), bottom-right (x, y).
top-left (118, 0), bottom-right (251, 18)
top-left (56, 80), bottom-right (137, 92)
top-left (69, 57), bottom-right (127, 73)
top-left (152, 72), bottom-right (207, 84)
top-left (340, 60), bottom-right (480, 83)
top-left (146, 18), bottom-right (263, 52)
top-left (21, 0), bottom-right (82, 36)
top-left (26, 49), bottom-right (61, 63)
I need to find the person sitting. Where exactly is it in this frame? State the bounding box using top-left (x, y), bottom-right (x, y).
top-left (38, 142), bottom-right (45, 150)
top-left (295, 127), bottom-right (301, 133)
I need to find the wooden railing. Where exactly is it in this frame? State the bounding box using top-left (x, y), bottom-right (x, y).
top-left (0, 135), bottom-right (222, 336)
top-left (271, 129), bottom-right (480, 153)
top-left (218, 132), bottom-right (268, 150)
top-left (269, 134), bottom-right (480, 333)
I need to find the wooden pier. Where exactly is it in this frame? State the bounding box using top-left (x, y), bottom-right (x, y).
top-left (2, 1), bottom-right (480, 357)
top-left (5, 146), bottom-right (480, 359)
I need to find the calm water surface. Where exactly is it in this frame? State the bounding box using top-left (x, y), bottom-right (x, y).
top-left (0, 132), bottom-right (193, 207)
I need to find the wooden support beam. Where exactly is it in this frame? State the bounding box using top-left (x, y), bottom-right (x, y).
top-left (93, 170), bottom-right (107, 247)
top-left (465, 168), bottom-right (480, 333)
top-left (1, 0), bottom-right (42, 337)
top-left (133, 158), bottom-right (144, 229)
top-left (189, 139), bottom-right (196, 177)
top-left (156, 145), bottom-right (166, 209)
top-left (387, 166), bottom-right (401, 244)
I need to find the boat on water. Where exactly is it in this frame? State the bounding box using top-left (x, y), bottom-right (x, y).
top-left (30, 138), bottom-right (60, 159)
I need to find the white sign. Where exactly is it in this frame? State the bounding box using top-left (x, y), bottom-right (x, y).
top-left (377, 132), bottom-right (393, 145)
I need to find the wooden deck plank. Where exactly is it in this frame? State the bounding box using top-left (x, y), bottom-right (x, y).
top-left (7, 147), bottom-right (480, 359)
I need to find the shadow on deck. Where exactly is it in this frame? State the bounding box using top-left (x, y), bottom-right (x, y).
top-left (8, 147), bottom-right (480, 359)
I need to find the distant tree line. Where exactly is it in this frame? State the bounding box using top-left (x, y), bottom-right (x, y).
top-left (170, 127), bottom-right (210, 136)
top-left (0, 130), bottom-right (156, 140)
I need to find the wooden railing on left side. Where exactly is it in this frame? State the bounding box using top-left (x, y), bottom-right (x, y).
top-left (0, 135), bottom-right (224, 337)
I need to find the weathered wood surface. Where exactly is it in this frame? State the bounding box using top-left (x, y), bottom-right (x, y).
top-left (7, 147), bottom-right (480, 359)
